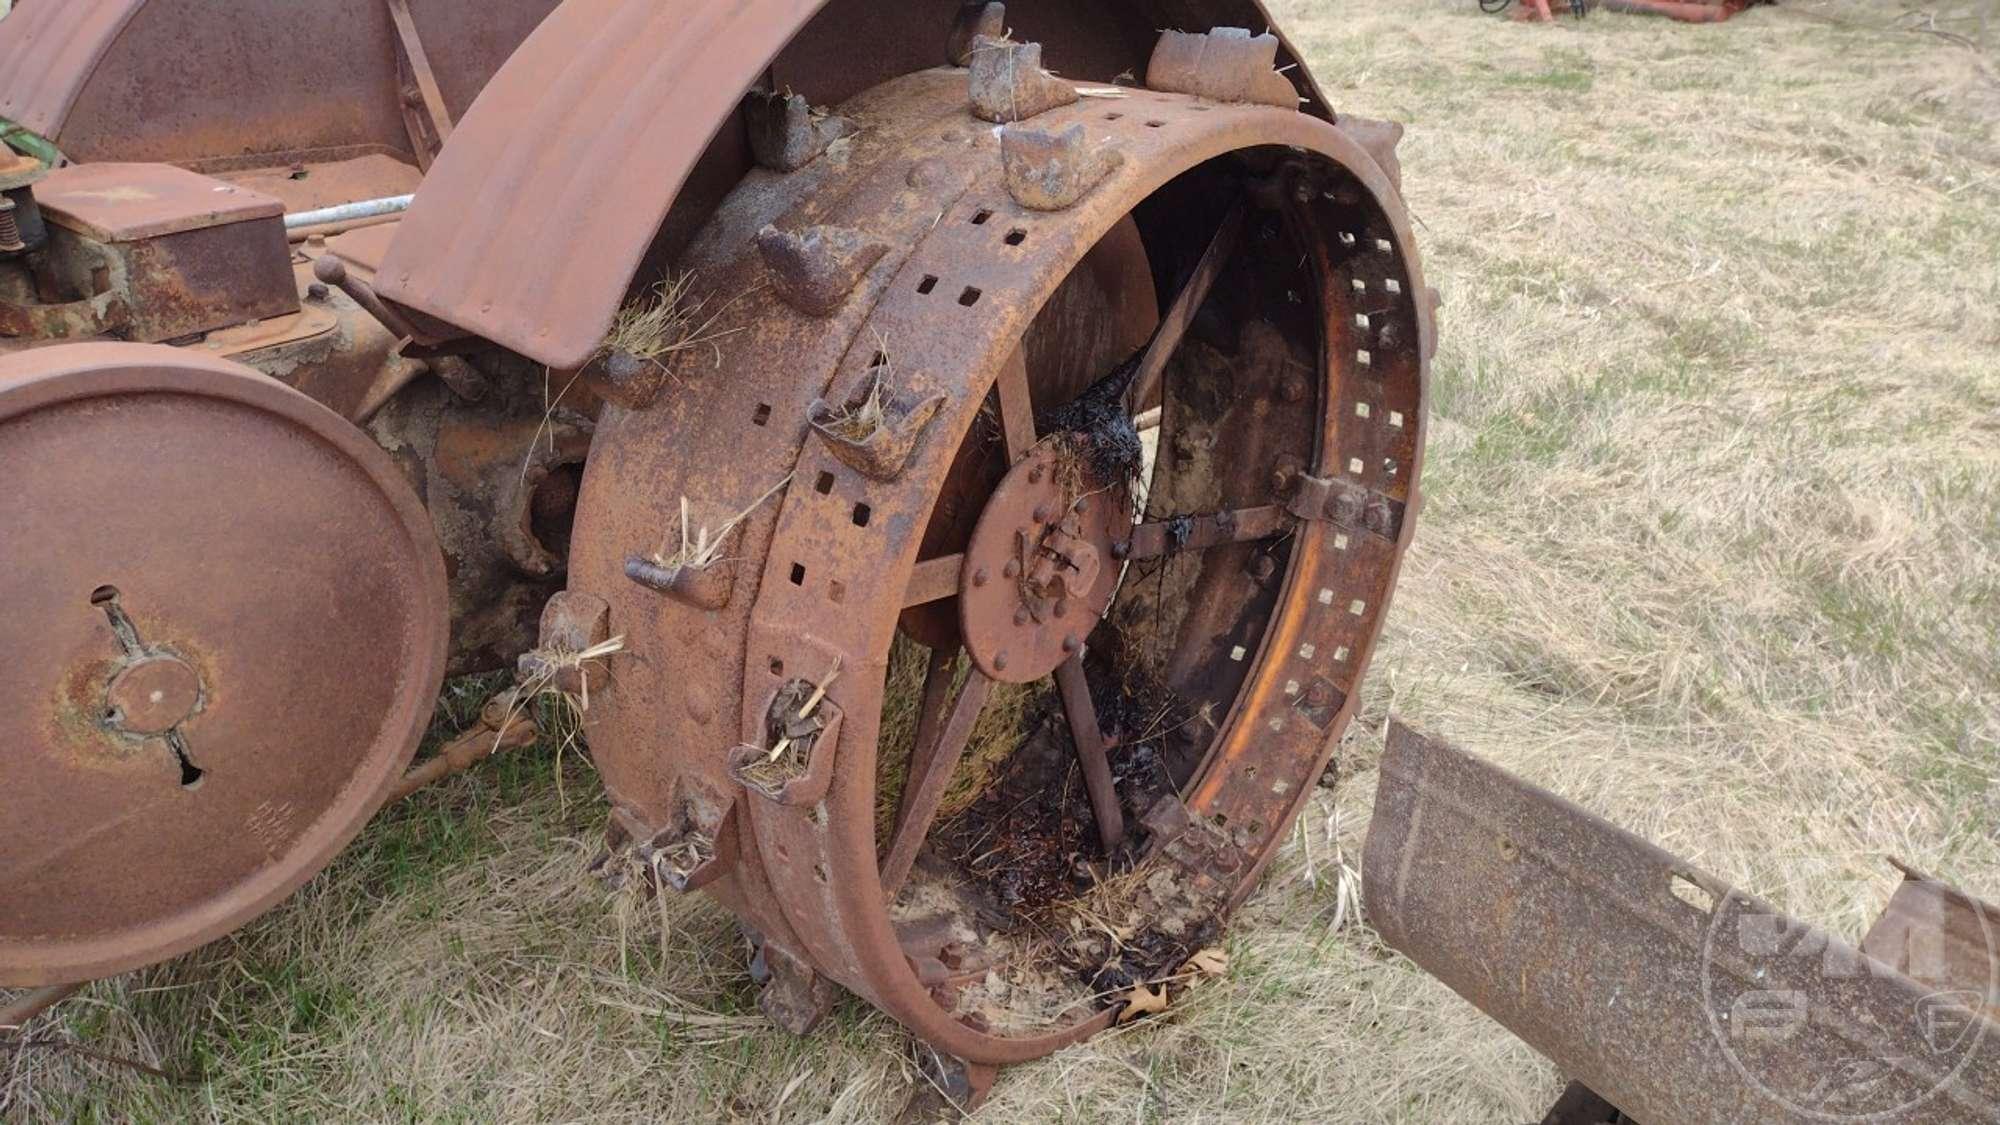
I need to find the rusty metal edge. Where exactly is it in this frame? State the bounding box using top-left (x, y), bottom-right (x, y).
top-left (373, 0), bottom-right (1336, 371)
top-left (1364, 721), bottom-right (2000, 1125)
top-left (0, 0), bottom-right (147, 140)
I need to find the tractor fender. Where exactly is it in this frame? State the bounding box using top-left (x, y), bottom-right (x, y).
top-left (374, 0), bottom-right (1335, 371)
top-left (0, 0), bottom-right (557, 167)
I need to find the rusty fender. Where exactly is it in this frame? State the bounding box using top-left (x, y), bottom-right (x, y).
top-left (1365, 722), bottom-right (2000, 1125)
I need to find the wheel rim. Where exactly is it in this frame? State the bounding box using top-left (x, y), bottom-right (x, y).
top-left (567, 67), bottom-right (1429, 1063)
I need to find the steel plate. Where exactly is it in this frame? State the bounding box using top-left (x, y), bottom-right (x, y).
top-left (0, 343), bottom-right (448, 986)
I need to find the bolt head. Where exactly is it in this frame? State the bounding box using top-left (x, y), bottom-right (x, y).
top-left (1033, 503), bottom-right (1054, 524)
top-left (1062, 635), bottom-right (1081, 654)
top-left (1014, 607), bottom-right (1031, 626)
top-left (1053, 599), bottom-right (1069, 619)
top-left (1003, 559), bottom-right (1021, 580)
top-left (1074, 497), bottom-right (1089, 514)
top-left (1111, 540), bottom-right (1131, 561)
top-left (972, 567), bottom-right (990, 588)
top-left (993, 651), bottom-right (1009, 672)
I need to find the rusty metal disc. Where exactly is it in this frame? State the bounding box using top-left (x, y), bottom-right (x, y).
top-left (0, 343), bottom-right (448, 987)
top-left (959, 442), bottom-right (1130, 684)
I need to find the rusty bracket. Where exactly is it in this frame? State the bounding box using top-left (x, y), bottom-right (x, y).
top-left (729, 678), bottom-right (847, 808)
top-left (626, 553), bottom-right (736, 611)
top-left (385, 0), bottom-right (454, 172)
top-left (616, 778), bottom-right (741, 894)
top-left (999, 123), bottom-right (1124, 212)
top-left (967, 36), bottom-right (1078, 124)
top-left (807, 371), bottom-right (947, 481)
top-left (517, 591), bottom-right (613, 693)
top-left (1144, 28), bottom-right (1300, 109)
top-left (758, 224), bottom-right (889, 318)
top-left (745, 90), bottom-right (858, 174)
top-left (945, 2), bottom-right (1006, 67)
top-left (1366, 721), bottom-right (2000, 1124)
top-left (758, 939), bottom-right (839, 1036)
top-left (1287, 473), bottom-right (1405, 540)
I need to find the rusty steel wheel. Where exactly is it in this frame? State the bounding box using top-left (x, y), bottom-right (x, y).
top-left (566, 68), bottom-right (1429, 1065)
top-left (0, 343), bottom-right (449, 987)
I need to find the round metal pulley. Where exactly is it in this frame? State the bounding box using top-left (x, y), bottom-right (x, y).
top-left (0, 343), bottom-right (449, 986)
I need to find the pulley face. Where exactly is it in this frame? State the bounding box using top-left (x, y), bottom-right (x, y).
top-left (567, 69), bottom-right (1430, 1064)
top-left (0, 343), bottom-right (449, 986)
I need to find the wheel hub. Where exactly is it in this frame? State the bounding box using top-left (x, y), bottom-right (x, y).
top-left (960, 442), bottom-right (1128, 684)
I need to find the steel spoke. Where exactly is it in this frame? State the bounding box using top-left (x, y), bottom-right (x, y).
top-left (1118, 505), bottom-right (1291, 562)
top-left (902, 646), bottom-right (960, 805)
top-left (1122, 201), bottom-right (1247, 417)
top-left (881, 668), bottom-right (995, 897)
top-left (1054, 655), bottom-right (1125, 853)
top-left (902, 553), bottom-right (965, 608)
top-left (995, 345), bottom-right (1037, 463)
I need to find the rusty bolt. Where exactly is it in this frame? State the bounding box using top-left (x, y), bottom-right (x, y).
top-left (972, 567), bottom-right (990, 588)
top-left (1062, 635), bottom-right (1081, 654)
top-left (1013, 607), bottom-right (1031, 627)
top-left (993, 652), bottom-right (1009, 673)
top-left (1280, 375), bottom-right (1309, 403)
top-left (306, 282), bottom-right (330, 302)
top-left (1003, 559), bottom-right (1021, 580)
top-left (1033, 503), bottom-right (1054, 524)
top-left (1111, 540), bottom-right (1131, 561)
top-left (1306, 681), bottom-right (1335, 709)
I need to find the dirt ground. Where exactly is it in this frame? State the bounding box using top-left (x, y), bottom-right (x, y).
top-left (7, 1), bottom-right (1998, 1120)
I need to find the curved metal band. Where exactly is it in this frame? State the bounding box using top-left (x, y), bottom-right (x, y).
top-left (569, 68), bottom-right (1428, 1063)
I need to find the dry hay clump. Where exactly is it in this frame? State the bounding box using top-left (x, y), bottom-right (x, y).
top-left (600, 272), bottom-right (745, 383)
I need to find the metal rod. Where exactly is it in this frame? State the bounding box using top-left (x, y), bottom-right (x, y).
top-left (880, 670), bottom-right (994, 896)
top-left (1055, 655), bottom-right (1125, 853)
top-left (283, 194), bottom-right (413, 232)
top-left (2, 982), bottom-right (83, 1030)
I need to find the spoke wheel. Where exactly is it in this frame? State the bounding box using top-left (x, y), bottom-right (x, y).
top-left (567, 68), bottom-right (1429, 1064)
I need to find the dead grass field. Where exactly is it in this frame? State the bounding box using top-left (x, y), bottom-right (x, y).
top-left (7, 1), bottom-right (1999, 1120)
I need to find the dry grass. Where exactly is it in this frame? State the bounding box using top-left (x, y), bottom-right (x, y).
top-left (8, 2), bottom-right (1999, 1120)
top-left (601, 273), bottom-right (744, 382)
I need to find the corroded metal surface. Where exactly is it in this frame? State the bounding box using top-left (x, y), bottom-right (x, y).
top-left (1366, 722), bottom-right (2000, 1124)
top-left (0, 0), bottom-right (558, 168)
top-left (0, 343), bottom-right (448, 987)
top-left (375, 0), bottom-right (1338, 370)
top-left (562, 60), bottom-right (1427, 1066)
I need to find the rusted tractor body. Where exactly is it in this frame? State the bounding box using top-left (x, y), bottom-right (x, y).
top-left (4, 2), bottom-right (1988, 1121)
top-left (2, 0), bottom-right (1428, 1071)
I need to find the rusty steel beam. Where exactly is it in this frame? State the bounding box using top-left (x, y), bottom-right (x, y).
top-left (1366, 722), bottom-right (2000, 1124)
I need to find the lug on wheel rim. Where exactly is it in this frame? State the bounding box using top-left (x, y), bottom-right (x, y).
top-left (569, 69), bottom-right (1429, 1064)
